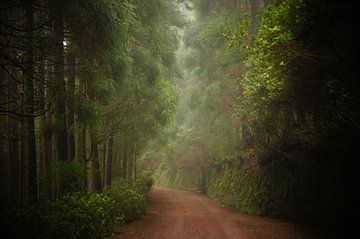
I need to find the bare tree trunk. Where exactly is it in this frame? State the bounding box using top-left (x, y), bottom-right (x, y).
top-left (52, 4), bottom-right (68, 162)
top-left (122, 144), bottom-right (127, 178)
top-left (115, 151), bottom-right (120, 177)
top-left (91, 129), bottom-right (102, 192)
top-left (0, 134), bottom-right (10, 206)
top-left (20, 118), bottom-right (27, 206)
top-left (37, 54), bottom-right (46, 200)
top-left (0, 64), bottom-right (10, 205)
top-left (25, 0), bottom-right (37, 201)
top-left (67, 52), bottom-right (76, 161)
top-left (5, 63), bottom-right (20, 206)
top-left (127, 144), bottom-right (134, 178)
top-left (44, 113), bottom-right (53, 199)
top-left (9, 118), bottom-right (20, 205)
top-left (106, 134), bottom-right (114, 186)
top-left (102, 142), bottom-right (107, 188)
top-left (134, 143), bottom-right (137, 179)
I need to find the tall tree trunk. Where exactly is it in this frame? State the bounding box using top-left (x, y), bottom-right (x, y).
top-left (134, 143), bottom-right (137, 179)
top-left (25, 0), bottom-right (38, 201)
top-left (102, 142), bottom-right (107, 188)
top-left (44, 114), bottom-right (53, 199)
top-left (0, 59), bottom-right (10, 205)
top-left (122, 144), bottom-right (127, 178)
top-left (67, 52), bottom-right (76, 161)
top-left (20, 118), bottom-right (27, 206)
top-left (115, 151), bottom-right (120, 177)
top-left (91, 129), bottom-right (102, 192)
top-left (106, 134), bottom-right (114, 186)
top-left (37, 56), bottom-right (45, 200)
top-left (127, 143), bottom-right (134, 178)
top-left (9, 116), bottom-right (20, 205)
top-left (77, 75), bottom-right (88, 189)
top-left (81, 123), bottom-right (88, 189)
top-left (53, 4), bottom-right (68, 162)
top-left (0, 133), bottom-right (10, 206)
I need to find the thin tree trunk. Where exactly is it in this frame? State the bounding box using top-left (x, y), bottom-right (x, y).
top-left (0, 66), bottom-right (10, 205)
top-left (106, 134), bottom-right (114, 186)
top-left (78, 76), bottom-right (88, 189)
top-left (53, 5), bottom-right (68, 162)
top-left (43, 105), bottom-right (54, 199)
top-left (134, 143), bottom-right (137, 179)
top-left (67, 53), bottom-right (76, 161)
top-left (122, 144), bottom-right (127, 178)
top-left (37, 56), bottom-right (46, 201)
top-left (91, 129), bottom-right (102, 192)
top-left (82, 123), bottom-right (88, 189)
top-left (25, 0), bottom-right (37, 201)
top-left (9, 117), bottom-right (19, 205)
top-left (20, 119), bottom-right (27, 206)
top-left (115, 151), bottom-right (120, 177)
top-left (102, 142), bottom-right (107, 188)
top-left (128, 144), bottom-right (134, 178)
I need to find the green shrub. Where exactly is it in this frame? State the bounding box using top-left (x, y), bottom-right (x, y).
top-left (132, 175), bottom-right (154, 194)
top-left (54, 161), bottom-right (86, 193)
top-left (0, 176), bottom-right (153, 239)
top-left (105, 179), bottom-right (147, 222)
top-left (0, 193), bottom-right (124, 239)
top-left (43, 192), bottom-right (124, 239)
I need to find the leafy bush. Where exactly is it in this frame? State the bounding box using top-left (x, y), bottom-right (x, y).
top-left (132, 175), bottom-right (154, 194)
top-left (54, 160), bottom-right (86, 193)
top-left (105, 176), bottom-right (153, 222)
top-left (43, 192), bottom-right (123, 239)
top-left (0, 176), bottom-right (153, 239)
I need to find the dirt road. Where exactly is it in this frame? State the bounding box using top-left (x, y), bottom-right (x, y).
top-left (116, 187), bottom-right (329, 239)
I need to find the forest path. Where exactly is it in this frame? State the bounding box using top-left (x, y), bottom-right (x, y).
top-left (115, 187), bottom-right (327, 239)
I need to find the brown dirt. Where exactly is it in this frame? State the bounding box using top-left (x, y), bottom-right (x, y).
top-left (115, 187), bottom-right (331, 239)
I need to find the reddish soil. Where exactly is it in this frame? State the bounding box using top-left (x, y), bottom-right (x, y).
top-left (115, 187), bottom-right (331, 239)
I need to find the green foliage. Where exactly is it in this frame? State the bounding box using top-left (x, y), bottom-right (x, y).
top-left (222, 0), bottom-right (302, 119)
top-left (132, 174), bottom-right (155, 194)
top-left (105, 180), bottom-right (146, 222)
top-left (0, 193), bottom-right (120, 239)
top-left (0, 176), bottom-right (153, 239)
top-left (54, 161), bottom-right (86, 193)
top-left (152, 0), bottom-right (360, 231)
top-left (44, 192), bottom-right (122, 239)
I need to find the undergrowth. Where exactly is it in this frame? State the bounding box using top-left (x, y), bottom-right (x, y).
top-left (0, 175), bottom-right (153, 239)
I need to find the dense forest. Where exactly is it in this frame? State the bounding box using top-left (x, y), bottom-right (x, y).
top-left (150, 0), bottom-right (359, 236)
top-left (0, 0), bottom-right (359, 238)
top-left (0, 0), bottom-right (180, 238)
top-left (0, 0), bottom-right (181, 202)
